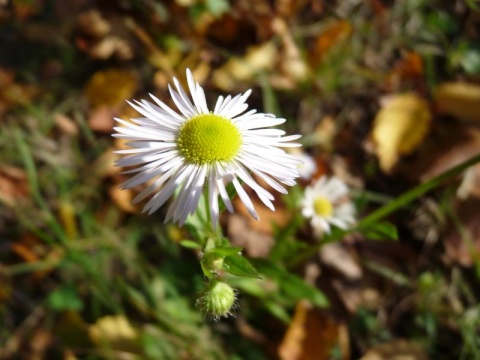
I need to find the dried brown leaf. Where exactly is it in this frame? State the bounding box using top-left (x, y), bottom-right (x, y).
top-left (109, 184), bottom-right (138, 214)
top-left (397, 123), bottom-right (480, 183)
top-left (0, 166), bottom-right (29, 207)
top-left (319, 243), bottom-right (363, 281)
top-left (0, 69), bottom-right (40, 116)
top-left (360, 339), bottom-right (428, 360)
top-left (271, 17), bottom-right (310, 82)
top-left (87, 106), bottom-right (116, 133)
top-left (443, 198), bottom-right (480, 267)
top-left (227, 214), bottom-right (275, 258)
top-left (278, 301), bottom-right (339, 360)
top-left (385, 52), bottom-right (424, 91)
top-left (310, 20), bottom-right (352, 67)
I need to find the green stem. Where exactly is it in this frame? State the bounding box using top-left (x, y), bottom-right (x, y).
top-left (358, 152), bottom-right (480, 229)
top-left (204, 183), bottom-right (213, 235)
top-left (14, 129), bottom-right (67, 243)
top-left (287, 152), bottom-right (480, 267)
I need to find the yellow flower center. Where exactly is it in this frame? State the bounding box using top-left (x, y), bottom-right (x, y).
top-left (177, 114), bottom-right (242, 165)
top-left (313, 197), bottom-right (333, 217)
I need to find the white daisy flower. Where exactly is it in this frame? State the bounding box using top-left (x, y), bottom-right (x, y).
top-left (113, 69), bottom-right (302, 227)
top-left (301, 175), bottom-right (355, 235)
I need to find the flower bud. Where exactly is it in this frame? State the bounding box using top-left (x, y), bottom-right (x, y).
top-left (197, 280), bottom-right (236, 320)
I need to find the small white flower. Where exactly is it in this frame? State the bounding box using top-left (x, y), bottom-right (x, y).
top-left (113, 69), bottom-right (302, 227)
top-left (302, 175), bottom-right (355, 235)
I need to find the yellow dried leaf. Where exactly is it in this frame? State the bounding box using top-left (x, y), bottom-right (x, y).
top-left (434, 82), bottom-right (480, 122)
top-left (89, 315), bottom-right (138, 343)
top-left (84, 69), bottom-right (137, 107)
top-left (213, 42), bottom-right (277, 91)
top-left (89, 315), bottom-right (142, 354)
top-left (371, 93), bottom-right (431, 172)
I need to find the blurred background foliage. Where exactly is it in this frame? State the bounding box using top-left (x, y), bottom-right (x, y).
top-left (1, 0), bottom-right (480, 359)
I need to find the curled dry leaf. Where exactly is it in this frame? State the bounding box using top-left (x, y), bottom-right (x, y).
top-left (54, 113), bottom-right (79, 137)
top-left (77, 10), bottom-right (111, 38)
top-left (89, 35), bottom-right (134, 60)
top-left (212, 42), bottom-right (277, 91)
top-left (109, 184), bottom-right (138, 214)
top-left (434, 82), bottom-right (480, 122)
top-left (271, 17), bottom-right (310, 82)
top-left (371, 93), bottom-right (432, 173)
top-left (0, 166), bottom-right (29, 207)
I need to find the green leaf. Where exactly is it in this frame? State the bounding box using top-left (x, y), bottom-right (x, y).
top-left (361, 221), bottom-right (398, 240)
top-left (264, 300), bottom-right (291, 324)
top-left (179, 240), bottom-right (202, 249)
top-left (208, 246), bottom-right (243, 257)
top-left (461, 45), bottom-right (480, 75)
top-left (223, 254), bottom-right (261, 278)
top-left (47, 285), bottom-right (83, 311)
top-left (205, 0), bottom-right (230, 16)
top-left (253, 259), bottom-right (329, 307)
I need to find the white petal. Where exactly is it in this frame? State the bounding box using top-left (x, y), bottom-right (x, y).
top-left (209, 169), bottom-right (220, 228)
top-left (144, 164), bottom-right (192, 214)
top-left (232, 178), bottom-right (258, 220)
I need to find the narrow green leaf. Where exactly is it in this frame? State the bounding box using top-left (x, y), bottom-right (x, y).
top-left (253, 259), bottom-right (329, 307)
top-left (361, 221), bottom-right (398, 240)
top-left (179, 240), bottom-right (202, 249)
